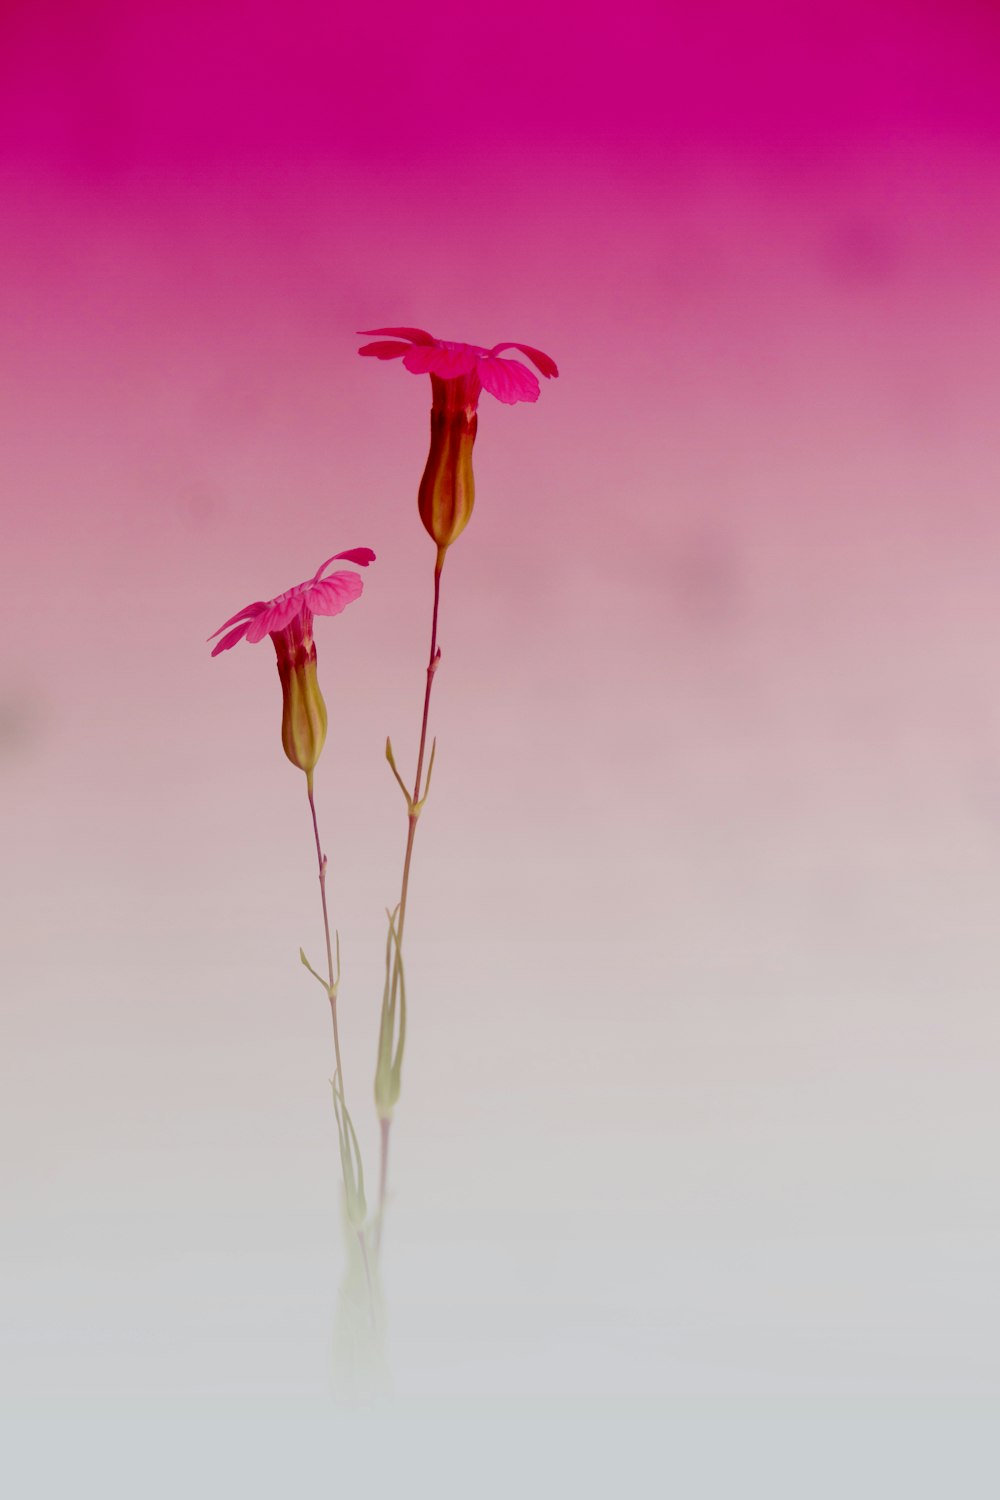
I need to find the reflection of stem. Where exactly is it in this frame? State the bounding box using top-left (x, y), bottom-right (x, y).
top-left (377, 1117), bottom-right (390, 1247)
top-left (358, 1230), bottom-right (376, 1329)
top-left (308, 783), bottom-right (345, 1103)
top-left (377, 555), bottom-right (444, 1247)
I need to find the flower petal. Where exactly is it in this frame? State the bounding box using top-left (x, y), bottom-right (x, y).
top-left (399, 345), bottom-right (440, 374)
top-left (402, 343), bottom-right (478, 378)
top-left (208, 600), bottom-right (267, 640)
top-left (245, 593), bottom-right (305, 643)
top-left (357, 341), bottom-right (412, 360)
top-left (477, 356), bottom-right (540, 404)
top-left (357, 327), bottom-right (436, 344)
top-left (308, 571), bottom-right (364, 616)
top-left (210, 618), bottom-right (254, 656)
top-left (314, 547), bottom-right (376, 579)
top-left (488, 342), bottom-right (559, 379)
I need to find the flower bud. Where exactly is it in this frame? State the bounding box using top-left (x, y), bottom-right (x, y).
top-left (272, 611), bottom-right (327, 777)
top-left (417, 376), bottom-right (478, 555)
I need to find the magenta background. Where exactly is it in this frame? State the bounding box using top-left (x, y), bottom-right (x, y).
top-left (3, 0), bottom-right (1000, 1485)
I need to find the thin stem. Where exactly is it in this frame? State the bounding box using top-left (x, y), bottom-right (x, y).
top-left (308, 780), bottom-right (344, 1091)
top-left (377, 556), bottom-right (444, 1246)
top-left (309, 780), bottom-right (379, 1333)
top-left (398, 558), bottom-right (443, 947)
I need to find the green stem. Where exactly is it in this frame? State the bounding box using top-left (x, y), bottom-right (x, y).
top-left (377, 555), bottom-right (444, 1248)
top-left (308, 782), bottom-right (345, 1096)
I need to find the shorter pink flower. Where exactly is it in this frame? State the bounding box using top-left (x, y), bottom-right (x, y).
top-left (208, 547), bottom-right (375, 658)
top-left (209, 547), bottom-right (375, 780)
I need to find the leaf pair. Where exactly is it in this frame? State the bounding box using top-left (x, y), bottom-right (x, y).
top-left (374, 906), bottom-right (407, 1121)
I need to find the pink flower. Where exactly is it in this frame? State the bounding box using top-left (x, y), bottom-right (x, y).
top-left (208, 547), bottom-right (375, 657)
top-left (357, 328), bottom-right (557, 559)
top-left (357, 327), bottom-right (558, 410)
top-left (209, 547), bottom-right (375, 780)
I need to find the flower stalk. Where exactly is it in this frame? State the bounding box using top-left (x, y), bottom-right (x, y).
top-left (209, 546), bottom-right (375, 1243)
top-left (359, 328), bottom-right (557, 1255)
top-left (307, 785), bottom-right (343, 1078)
top-left (375, 555), bottom-right (443, 1246)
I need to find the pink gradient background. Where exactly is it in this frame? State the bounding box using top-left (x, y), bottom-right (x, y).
top-left (3, 0), bottom-right (1000, 1488)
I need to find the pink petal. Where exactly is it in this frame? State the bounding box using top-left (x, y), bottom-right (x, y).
top-left (210, 619), bottom-right (254, 656)
top-left (208, 600), bottom-right (267, 640)
top-left (399, 345), bottom-right (440, 375)
top-left (357, 341), bottom-right (412, 360)
top-left (477, 356), bottom-right (540, 405)
top-left (402, 343), bottom-right (478, 378)
top-left (308, 572), bottom-right (364, 615)
top-left (489, 342), bottom-right (559, 379)
top-left (357, 327), bottom-right (436, 345)
top-left (245, 593), bottom-right (305, 643)
top-left (315, 547), bottom-right (376, 578)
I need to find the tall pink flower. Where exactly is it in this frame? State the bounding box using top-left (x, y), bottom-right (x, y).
top-left (358, 328), bottom-right (558, 560)
top-left (209, 547), bottom-right (375, 782)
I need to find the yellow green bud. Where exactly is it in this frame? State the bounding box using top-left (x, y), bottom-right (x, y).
top-left (417, 380), bottom-right (478, 554)
top-left (273, 614), bottom-right (327, 778)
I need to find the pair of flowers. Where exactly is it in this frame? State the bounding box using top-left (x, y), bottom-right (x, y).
top-left (209, 324), bottom-right (558, 1248)
top-left (209, 328), bottom-right (558, 770)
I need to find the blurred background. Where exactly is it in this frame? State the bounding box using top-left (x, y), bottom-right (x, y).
top-left (2, 0), bottom-right (999, 1491)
